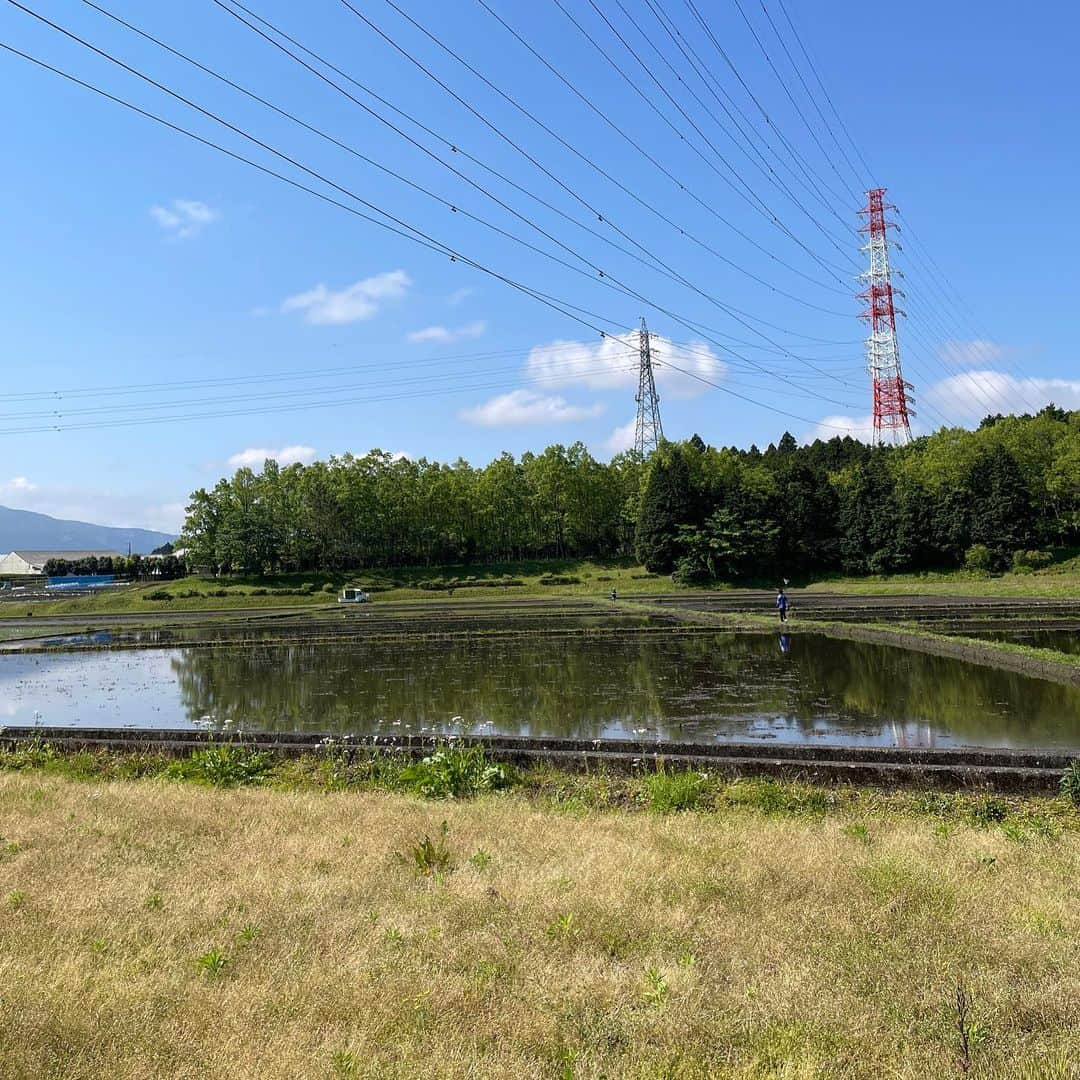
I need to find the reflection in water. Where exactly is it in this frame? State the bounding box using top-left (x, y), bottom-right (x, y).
top-left (960, 628), bottom-right (1080, 656)
top-left (2, 632), bottom-right (1079, 749)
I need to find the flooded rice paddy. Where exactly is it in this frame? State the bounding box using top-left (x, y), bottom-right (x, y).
top-left (952, 627), bottom-right (1080, 656)
top-left (3, 631), bottom-right (1080, 750)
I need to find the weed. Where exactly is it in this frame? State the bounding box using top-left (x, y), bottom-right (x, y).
top-left (643, 967), bottom-right (669, 1007)
top-left (842, 823), bottom-right (872, 845)
top-left (725, 778), bottom-right (832, 816)
top-left (196, 948), bottom-right (228, 978)
top-left (1060, 760), bottom-right (1080, 806)
top-left (677, 949), bottom-right (697, 969)
top-left (144, 893), bottom-right (163, 911)
top-left (546, 912), bottom-right (578, 941)
top-left (90, 937), bottom-right (109, 955)
top-left (401, 821), bottom-right (454, 877)
top-left (644, 768), bottom-right (708, 813)
top-left (968, 797), bottom-right (1009, 827)
top-left (399, 743), bottom-right (514, 799)
top-left (238, 924), bottom-right (261, 944)
top-left (1001, 821), bottom-right (1029, 844)
top-left (1026, 815), bottom-right (1061, 841)
top-left (383, 927), bottom-right (406, 947)
top-left (168, 744), bottom-right (275, 788)
top-left (954, 980), bottom-right (989, 1073)
top-left (330, 1049), bottom-right (359, 1079)
top-left (469, 849), bottom-right (492, 871)
top-left (7, 890), bottom-right (26, 910)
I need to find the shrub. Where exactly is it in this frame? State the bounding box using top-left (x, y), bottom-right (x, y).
top-left (399, 743), bottom-right (514, 798)
top-left (144, 590), bottom-right (173, 601)
top-left (1012, 549), bottom-right (1053, 572)
top-left (644, 768), bottom-right (708, 812)
top-left (168, 744), bottom-right (276, 787)
top-left (963, 544), bottom-right (993, 573)
top-left (538, 574), bottom-right (582, 586)
top-left (323, 583), bottom-right (338, 594)
top-left (1061, 760), bottom-right (1080, 806)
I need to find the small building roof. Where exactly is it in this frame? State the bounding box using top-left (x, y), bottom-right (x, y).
top-left (7, 550), bottom-right (124, 563)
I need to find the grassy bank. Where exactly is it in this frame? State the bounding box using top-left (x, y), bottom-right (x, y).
top-left (19, 559), bottom-right (680, 616)
top-left (16, 551), bottom-right (1080, 618)
top-left (805, 552), bottom-right (1080, 599)
top-left (1, 745), bottom-right (1078, 1078)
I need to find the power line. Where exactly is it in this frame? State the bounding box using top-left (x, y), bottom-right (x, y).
top-left (333, 0), bottom-right (854, 291)
top-left (728, 0), bottom-right (860, 203)
top-left (682, 0), bottom-right (854, 216)
top-left (611, 0), bottom-right (855, 243)
top-left (16, 0), bottom-right (867, 410)
top-left (558, 0), bottom-right (858, 272)
top-left (756, 0), bottom-right (1043, 419)
top-left (0, 36), bottom-right (873, 438)
top-left (216, 0), bottom-right (856, 327)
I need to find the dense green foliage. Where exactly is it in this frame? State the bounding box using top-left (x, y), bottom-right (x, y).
top-left (180, 407), bottom-right (1080, 580)
top-left (43, 555), bottom-right (186, 579)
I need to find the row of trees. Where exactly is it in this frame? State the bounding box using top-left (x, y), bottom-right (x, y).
top-left (179, 406), bottom-right (1080, 580)
top-left (44, 555), bottom-right (187, 579)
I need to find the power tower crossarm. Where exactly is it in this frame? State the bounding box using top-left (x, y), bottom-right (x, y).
top-left (858, 188), bottom-right (915, 445)
top-left (635, 318), bottom-right (664, 455)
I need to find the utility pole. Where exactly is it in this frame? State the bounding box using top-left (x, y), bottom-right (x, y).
top-left (858, 188), bottom-right (915, 446)
top-left (634, 317), bottom-right (663, 456)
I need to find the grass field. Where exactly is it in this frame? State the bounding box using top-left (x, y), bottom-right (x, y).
top-left (7, 551), bottom-right (1080, 618)
top-left (12, 558), bottom-right (678, 616)
top-left (1, 748), bottom-right (1078, 1079)
top-left (805, 556), bottom-right (1080, 599)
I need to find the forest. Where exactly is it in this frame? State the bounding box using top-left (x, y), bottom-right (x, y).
top-left (178, 406), bottom-right (1080, 582)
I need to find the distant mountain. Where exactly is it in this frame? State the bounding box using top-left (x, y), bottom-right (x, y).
top-left (0, 505), bottom-right (176, 555)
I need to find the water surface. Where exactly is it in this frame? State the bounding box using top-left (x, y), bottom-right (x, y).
top-left (4, 632), bottom-right (1080, 749)
top-left (955, 627), bottom-right (1080, 656)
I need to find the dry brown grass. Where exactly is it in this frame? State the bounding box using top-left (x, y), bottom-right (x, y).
top-left (1, 774), bottom-right (1078, 1079)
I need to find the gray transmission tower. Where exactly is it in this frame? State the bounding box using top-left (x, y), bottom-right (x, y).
top-left (634, 317), bottom-right (663, 456)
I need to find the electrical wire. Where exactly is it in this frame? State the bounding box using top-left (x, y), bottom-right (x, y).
top-left (0, 36), bottom-right (874, 437)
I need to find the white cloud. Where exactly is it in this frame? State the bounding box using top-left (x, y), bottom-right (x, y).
top-left (228, 445), bottom-right (317, 469)
top-left (406, 320), bottom-right (486, 345)
top-left (603, 417), bottom-right (638, 454)
top-left (447, 287), bottom-right (475, 306)
top-left (281, 270), bottom-right (410, 325)
top-left (937, 339), bottom-right (1015, 368)
top-left (804, 369), bottom-right (1080, 444)
top-left (804, 414), bottom-right (876, 444)
top-left (459, 390), bottom-right (605, 427)
top-left (524, 333), bottom-right (726, 401)
top-left (925, 370), bottom-right (1080, 419)
top-left (1, 476), bottom-right (37, 494)
top-left (150, 198), bottom-right (219, 239)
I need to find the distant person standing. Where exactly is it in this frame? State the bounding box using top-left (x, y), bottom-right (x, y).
top-left (775, 587), bottom-right (789, 624)
top-left (610, 587), bottom-right (618, 603)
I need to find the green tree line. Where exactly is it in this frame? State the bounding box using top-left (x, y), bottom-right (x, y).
top-left (180, 406), bottom-right (1080, 579)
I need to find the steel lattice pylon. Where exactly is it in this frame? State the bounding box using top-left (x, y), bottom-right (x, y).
top-left (858, 188), bottom-right (916, 446)
top-left (634, 317), bottom-right (663, 456)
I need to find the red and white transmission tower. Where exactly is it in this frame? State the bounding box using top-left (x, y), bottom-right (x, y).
top-left (858, 188), bottom-right (915, 445)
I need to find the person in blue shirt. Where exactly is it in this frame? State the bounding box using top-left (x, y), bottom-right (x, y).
top-left (776, 587), bottom-right (789, 623)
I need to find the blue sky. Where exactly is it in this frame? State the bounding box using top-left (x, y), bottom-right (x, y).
top-left (1, 0), bottom-right (1078, 532)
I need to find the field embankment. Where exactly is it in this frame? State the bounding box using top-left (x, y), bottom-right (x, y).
top-left (0, 757), bottom-right (1077, 1079)
top-left (9, 551), bottom-right (1080, 618)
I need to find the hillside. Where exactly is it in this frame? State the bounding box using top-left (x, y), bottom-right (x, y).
top-left (0, 504), bottom-right (174, 555)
